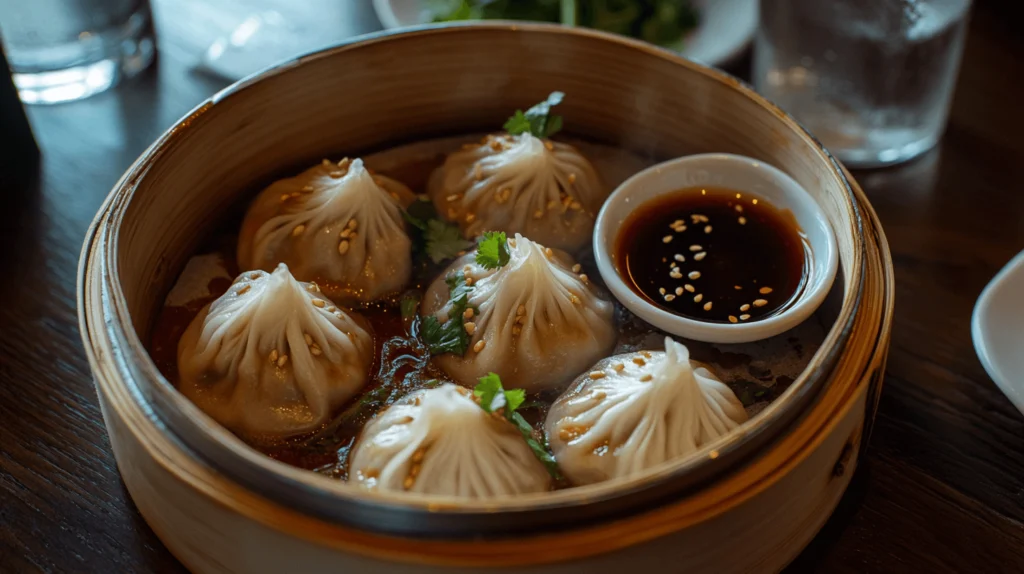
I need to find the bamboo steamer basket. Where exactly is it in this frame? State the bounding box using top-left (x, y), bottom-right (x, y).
top-left (78, 24), bottom-right (894, 573)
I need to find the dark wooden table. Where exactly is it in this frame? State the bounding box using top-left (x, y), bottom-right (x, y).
top-left (3, 1), bottom-right (1023, 572)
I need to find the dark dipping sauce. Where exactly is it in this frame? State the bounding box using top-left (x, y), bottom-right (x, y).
top-left (616, 187), bottom-right (809, 324)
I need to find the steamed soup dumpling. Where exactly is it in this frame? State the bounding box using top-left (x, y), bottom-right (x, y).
top-left (349, 383), bottom-right (551, 497)
top-left (238, 158), bottom-right (415, 303)
top-left (177, 264), bottom-right (374, 439)
top-left (545, 337), bottom-right (748, 485)
top-left (422, 234), bottom-right (616, 393)
top-left (428, 133), bottom-right (606, 253)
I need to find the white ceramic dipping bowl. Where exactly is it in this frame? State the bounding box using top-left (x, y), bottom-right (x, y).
top-left (594, 153), bottom-right (838, 344)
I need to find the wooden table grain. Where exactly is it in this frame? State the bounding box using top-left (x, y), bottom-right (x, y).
top-left (2, 1), bottom-right (1023, 572)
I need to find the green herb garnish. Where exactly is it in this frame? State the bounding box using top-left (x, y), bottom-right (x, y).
top-left (400, 292), bottom-right (421, 320)
top-left (473, 373), bottom-right (561, 480)
top-left (420, 272), bottom-right (473, 355)
top-left (503, 91), bottom-right (565, 139)
top-left (425, 219), bottom-right (473, 264)
top-left (475, 231), bottom-right (511, 269)
top-left (402, 197), bottom-right (473, 264)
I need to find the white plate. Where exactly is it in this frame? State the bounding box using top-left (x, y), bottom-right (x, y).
top-left (972, 250), bottom-right (1024, 414)
top-left (372, 0), bottom-right (758, 67)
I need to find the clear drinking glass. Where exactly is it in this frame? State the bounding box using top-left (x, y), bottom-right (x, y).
top-left (0, 0), bottom-right (155, 104)
top-left (754, 0), bottom-right (971, 168)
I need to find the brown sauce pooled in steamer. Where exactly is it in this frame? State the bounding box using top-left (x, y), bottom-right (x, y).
top-left (616, 187), bottom-right (809, 324)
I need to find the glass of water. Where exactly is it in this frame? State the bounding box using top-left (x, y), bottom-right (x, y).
top-left (0, 0), bottom-right (155, 105)
top-left (754, 0), bottom-right (971, 168)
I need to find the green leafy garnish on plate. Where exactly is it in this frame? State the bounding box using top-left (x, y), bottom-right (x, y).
top-left (475, 231), bottom-right (511, 269)
top-left (473, 373), bottom-right (561, 479)
top-left (420, 272), bottom-right (474, 355)
top-left (504, 91), bottom-right (565, 139)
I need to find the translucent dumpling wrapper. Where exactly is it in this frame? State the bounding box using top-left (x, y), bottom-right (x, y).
top-left (177, 264), bottom-right (374, 439)
top-left (545, 337), bottom-right (748, 485)
top-left (349, 383), bottom-right (551, 498)
top-left (422, 234), bottom-right (616, 393)
top-left (427, 133), bottom-right (606, 253)
top-left (238, 157), bottom-right (415, 302)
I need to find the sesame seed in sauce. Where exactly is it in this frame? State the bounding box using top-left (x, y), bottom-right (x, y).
top-left (670, 270), bottom-right (683, 279)
top-left (694, 251), bottom-right (707, 261)
top-left (347, 218), bottom-right (357, 229)
top-left (572, 264), bottom-right (582, 273)
top-left (735, 205), bottom-right (743, 212)
top-left (704, 301), bottom-right (713, 311)
top-left (740, 314), bottom-right (751, 321)
top-left (340, 228), bottom-right (352, 239)
top-left (740, 304), bottom-right (751, 312)
top-left (312, 298), bottom-right (325, 308)
top-left (277, 355), bottom-right (289, 367)
top-left (338, 240), bottom-right (350, 255)
top-left (688, 271), bottom-right (701, 280)
top-left (659, 287), bottom-right (666, 295)
top-left (739, 216), bottom-right (747, 225)
top-left (674, 254), bottom-right (686, 262)
top-left (694, 294), bottom-right (703, 303)
top-left (675, 287), bottom-right (684, 296)
top-left (512, 325), bottom-right (522, 335)
top-left (579, 274), bottom-right (589, 283)
top-left (662, 235), bottom-right (673, 244)
top-left (684, 284), bottom-right (695, 292)
top-left (729, 315), bottom-right (738, 323)
top-left (664, 294), bottom-right (676, 302)
top-left (326, 306), bottom-right (336, 313)
top-left (760, 287), bottom-right (773, 294)
top-left (269, 350), bottom-right (278, 362)
top-left (754, 299), bottom-right (768, 307)
top-left (705, 225), bottom-right (713, 234)
top-left (689, 244), bottom-right (703, 252)
top-left (473, 340), bottom-right (486, 353)
top-left (292, 225), bottom-right (305, 236)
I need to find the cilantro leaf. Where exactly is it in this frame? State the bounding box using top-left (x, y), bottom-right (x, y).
top-left (472, 372), bottom-right (562, 480)
top-left (504, 91), bottom-right (565, 138)
top-left (474, 372), bottom-right (504, 412)
top-left (502, 110), bottom-right (532, 136)
top-left (475, 231), bottom-right (510, 269)
top-left (401, 197), bottom-right (435, 231)
top-left (425, 219), bottom-right (473, 264)
top-left (420, 272), bottom-right (472, 355)
top-left (400, 292), bottom-right (420, 320)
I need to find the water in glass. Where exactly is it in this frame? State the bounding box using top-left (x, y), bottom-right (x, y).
top-left (754, 0), bottom-right (971, 167)
top-left (0, 0), bottom-right (155, 104)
